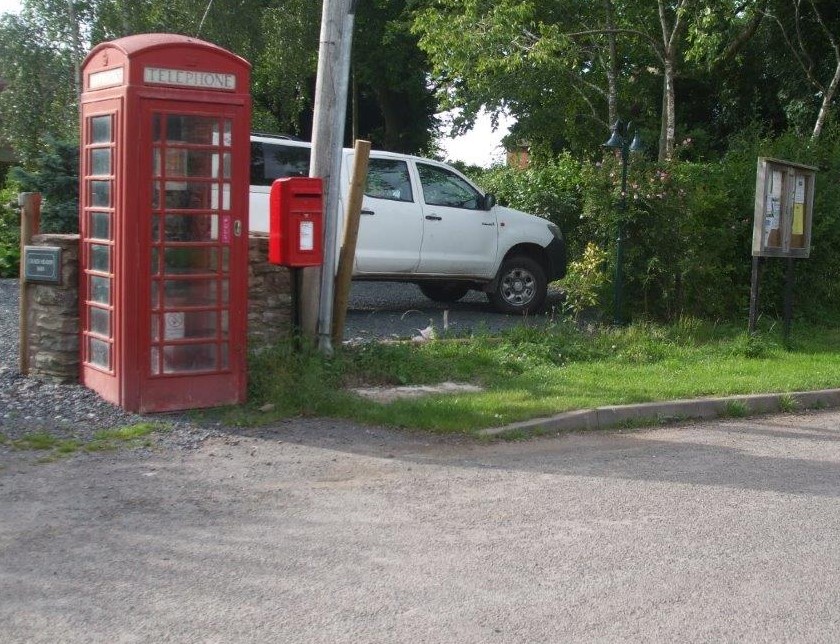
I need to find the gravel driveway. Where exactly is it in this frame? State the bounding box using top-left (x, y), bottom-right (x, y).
top-left (344, 281), bottom-right (565, 342)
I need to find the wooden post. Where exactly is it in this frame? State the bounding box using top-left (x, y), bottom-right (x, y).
top-left (18, 192), bottom-right (41, 375)
top-left (748, 255), bottom-right (761, 335)
top-left (783, 256), bottom-right (795, 342)
top-left (332, 140), bottom-right (370, 345)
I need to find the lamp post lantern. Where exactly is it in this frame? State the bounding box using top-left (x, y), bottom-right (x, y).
top-left (603, 119), bottom-right (642, 326)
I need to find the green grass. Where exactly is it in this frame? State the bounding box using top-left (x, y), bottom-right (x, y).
top-left (7, 422), bottom-right (168, 459)
top-left (224, 319), bottom-right (840, 434)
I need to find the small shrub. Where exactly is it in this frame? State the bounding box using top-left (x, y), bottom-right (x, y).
top-left (724, 400), bottom-right (749, 418)
top-left (728, 331), bottom-right (779, 359)
top-left (778, 394), bottom-right (799, 413)
top-left (562, 242), bottom-right (609, 319)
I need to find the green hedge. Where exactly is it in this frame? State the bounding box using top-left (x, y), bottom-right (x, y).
top-left (0, 185), bottom-right (20, 277)
top-left (472, 125), bottom-right (840, 324)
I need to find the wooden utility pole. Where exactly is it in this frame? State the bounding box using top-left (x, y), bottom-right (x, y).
top-left (332, 140), bottom-right (370, 345)
top-left (301, 0), bottom-right (356, 354)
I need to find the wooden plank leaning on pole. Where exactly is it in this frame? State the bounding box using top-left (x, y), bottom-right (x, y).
top-left (332, 140), bottom-right (371, 345)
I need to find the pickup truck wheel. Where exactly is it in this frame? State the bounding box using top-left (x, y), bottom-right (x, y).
top-left (489, 256), bottom-right (547, 314)
top-left (419, 282), bottom-right (471, 303)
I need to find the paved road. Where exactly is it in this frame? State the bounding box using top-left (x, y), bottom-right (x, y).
top-left (344, 281), bottom-right (566, 341)
top-left (3, 411), bottom-right (840, 642)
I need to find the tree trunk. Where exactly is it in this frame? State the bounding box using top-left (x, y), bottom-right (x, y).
top-left (813, 60), bottom-right (840, 139)
top-left (660, 57), bottom-right (676, 161)
top-left (604, 0), bottom-right (618, 126)
top-left (67, 1), bottom-right (81, 99)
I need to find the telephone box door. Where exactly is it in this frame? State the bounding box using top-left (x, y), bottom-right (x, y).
top-left (139, 102), bottom-right (248, 411)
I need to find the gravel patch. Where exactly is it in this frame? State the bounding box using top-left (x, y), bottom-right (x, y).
top-left (0, 278), bottom-right (219, 450)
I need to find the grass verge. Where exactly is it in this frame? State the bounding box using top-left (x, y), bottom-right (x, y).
top-left (1, 422), bottom-right (169, 461)
top-left (219, 318), bottom-right (840, 435)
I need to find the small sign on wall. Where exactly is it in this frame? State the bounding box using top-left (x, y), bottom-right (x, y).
top-left (24, 246), bottom-right (62, 284)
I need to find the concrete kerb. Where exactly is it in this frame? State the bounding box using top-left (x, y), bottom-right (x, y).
top-left (478, 388), bottom-right (840, 438)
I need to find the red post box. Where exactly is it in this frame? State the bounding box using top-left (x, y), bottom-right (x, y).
top-left (79, 34), bottom-right (250, 412)
top-left (269, 177), bottom-right (324, 267)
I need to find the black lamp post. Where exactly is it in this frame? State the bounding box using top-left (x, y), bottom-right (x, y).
top-left (603, 119), bottom-right (642, 325)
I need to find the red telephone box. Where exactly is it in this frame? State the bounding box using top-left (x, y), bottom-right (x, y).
top-left (79, 34), bottom-right (250, 412)
top-left (269, 177), bottom-right (324, 267)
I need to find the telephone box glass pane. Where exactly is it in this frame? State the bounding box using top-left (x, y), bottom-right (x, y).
top-left (164, 247), bottom-right (217, 274)
top-left (91, 181), bottom-right (110, 207)
top-left (163, 280), bottom-right (216, 306)
top-left (223, 153), bottom-right (231, 178)
top-left (90, 212), bottom-right (110, 240)
top-left (209, 185), bottom-right (232, 210)
top-left (223, 120), bottom-right (232, 146)
top-left (164, 311), bottom-right (186, 339)
top-left (90, 275), bottom-right (110, 304)
top-left (89, 307), bottom-right (110, 336)
top-left (91, 116), bottom-right (111, 143)
top-left (221, 344), bottom-right (229, 369)
top-left (167, 115), bottom-right (218, 145)
top-left (163, 344), bottom-right (217, 373)
top-left (164, 215), bottom-right (218, 241)
top-left (91, 149), bottom-right (111, 175)
top-left (150, 347), bottom-right (160, 375)
top-left (186, 150), bottom-right (213, 177)
top-left (151, 314), bottom-right (160, 341)
top-left (163, 181), bottom-right (213, 209)
top-left (91, 244), bottom-right (110, 272)
top-left (89, 337), bottom-right (110, 368)
top-left (151, 248), bottom-right (160, 275)
top-left (183, 311), bottom-right (217, 338)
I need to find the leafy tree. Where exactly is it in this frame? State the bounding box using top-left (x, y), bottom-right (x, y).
top-left (762, 0), bottom-right (840, 138)
top-left (413, 0), bottom-right (770, 161)
top-left (0, 12), bottom-right (77, 167)
top-left (352, 0), bottom-right (438, 152)
top-left (9, 137), bottom-right (79, 233)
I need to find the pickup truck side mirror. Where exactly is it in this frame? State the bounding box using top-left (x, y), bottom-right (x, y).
top-left (483, 193), bottom-right (497, 210)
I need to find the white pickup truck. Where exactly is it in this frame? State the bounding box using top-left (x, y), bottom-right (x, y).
top-left (249, 134), bottom-right (566, 314)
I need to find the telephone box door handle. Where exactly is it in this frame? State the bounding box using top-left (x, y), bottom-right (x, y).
top-left (234, 220), bottom-right (242, 237)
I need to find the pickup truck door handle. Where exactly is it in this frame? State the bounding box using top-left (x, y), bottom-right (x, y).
top-left (425, 215), bottom-right (442, 221)
top-left (361, 209), bottom-right (375, 216)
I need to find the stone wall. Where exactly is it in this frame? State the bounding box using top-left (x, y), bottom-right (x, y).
top-left (22, 233), bottom-right (293, 384)
top-left (24, 234), bottom-right (80, 383)
top-left (247, 233), bottom-right (294, 347)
